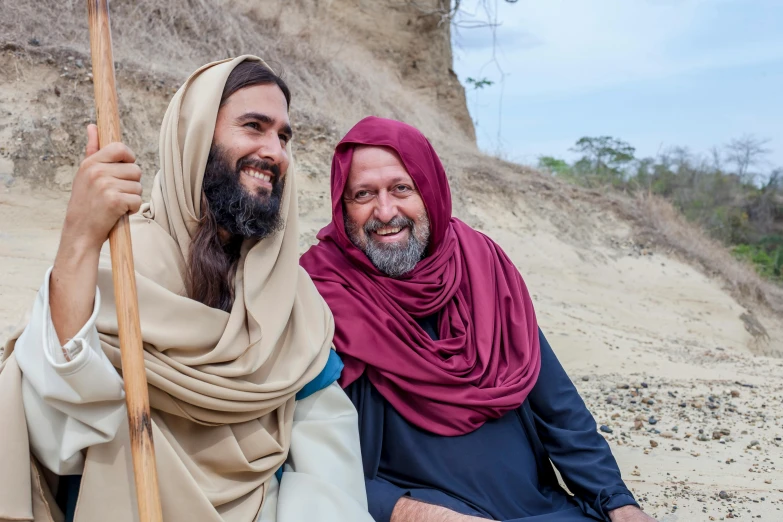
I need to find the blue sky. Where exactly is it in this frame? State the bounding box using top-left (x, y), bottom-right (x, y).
top-left (451, 0), bottom-right (783, 170)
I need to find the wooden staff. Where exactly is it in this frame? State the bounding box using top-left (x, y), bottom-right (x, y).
top-left (86, 1), bottom-right (163, 520)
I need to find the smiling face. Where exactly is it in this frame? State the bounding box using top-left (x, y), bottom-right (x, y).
top-left (212, 82), bottom-right (292, 196)
top-left (342, 145), bottom-right (431, 277)
top-left (202, 83), bottom-right (292, 240)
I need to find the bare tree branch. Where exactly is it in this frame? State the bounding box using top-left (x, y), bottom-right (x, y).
top-left (725, 134), bottom-right (772, 184)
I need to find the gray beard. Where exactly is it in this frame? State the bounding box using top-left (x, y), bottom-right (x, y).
top-left (345, 213), bottom-right (430, 278)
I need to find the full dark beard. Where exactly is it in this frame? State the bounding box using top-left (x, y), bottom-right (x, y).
top-left (345, 213), bottom-right (430, 278)
top-left (202, 146), bottom-right (286, 239)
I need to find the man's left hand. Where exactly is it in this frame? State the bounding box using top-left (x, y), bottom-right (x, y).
top-left (608, 505), bottom-right (657, 522)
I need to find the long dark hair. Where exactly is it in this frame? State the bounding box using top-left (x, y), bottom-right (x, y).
top-left (220, 60), bottom-right (290, 108)
top-left (186, 61), bottom-right (290, 312)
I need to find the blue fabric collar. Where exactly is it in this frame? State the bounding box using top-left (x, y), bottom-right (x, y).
top-left (276, 349), bottom-right (344, 483)
top-left (296, 349), bottom-right (344, 401)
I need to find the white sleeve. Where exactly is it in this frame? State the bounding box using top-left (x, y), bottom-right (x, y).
top-left (15, 267), bottom-right (126, 475)
top-left (272, 382), bottom-right (372, 522)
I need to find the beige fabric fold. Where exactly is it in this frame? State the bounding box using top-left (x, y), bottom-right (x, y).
top-left (0, 55), bottom-right (333, 521)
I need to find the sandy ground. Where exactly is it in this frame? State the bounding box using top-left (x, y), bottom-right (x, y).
top-left (3, 174), bottom-right (782, 521)
top-left (0, 185), bottom-right (66, 341)
top-left (471, 188), bottom-right (783, 521)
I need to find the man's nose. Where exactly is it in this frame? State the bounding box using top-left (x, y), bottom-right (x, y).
top-left (374, 192), bottom-right (397, 223)
top-left (256, 134), bottom-right (285, 166)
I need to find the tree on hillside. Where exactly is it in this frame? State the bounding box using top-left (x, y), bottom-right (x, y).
top-left (725, 134), bottom-right (771, 184)
top-left (747, 168), bottom-right (783, 235)
top-left (537, 156), bottom-right (571, 176)
top-left (544, 133), bottom-right (782, 281)
top-left (570, 136), bottom-right (635, 186)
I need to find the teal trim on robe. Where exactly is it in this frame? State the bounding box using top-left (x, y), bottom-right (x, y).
top-left (296, 349), bottom-right (345, 401)
top-left (275, 349), bottom-right (344, 483)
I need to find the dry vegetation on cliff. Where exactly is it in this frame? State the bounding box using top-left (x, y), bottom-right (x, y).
top-left (1, 0), bottom-right (474, 145)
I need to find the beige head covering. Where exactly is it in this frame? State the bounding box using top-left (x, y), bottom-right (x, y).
top-left (0, 56), bottom-right (333, 521)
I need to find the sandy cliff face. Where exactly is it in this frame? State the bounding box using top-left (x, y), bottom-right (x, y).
top-left (1, 1), bottom-right (782, 519)
top-left (0, 0), bottom-right (475, 185)
top-left (311, 0), bottom-right (476, 141)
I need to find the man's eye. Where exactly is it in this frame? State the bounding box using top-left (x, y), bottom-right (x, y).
top-left (395, 185), bottom-right (412, 193)
top-left (279, 134), bottom-right (290, 144)
top-left (244, 122), bottom-right (260, 130)
top-left (355, 191), bottom-right (371, 199)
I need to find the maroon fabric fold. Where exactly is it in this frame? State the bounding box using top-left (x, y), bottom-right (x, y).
top-left (300, 116), bottom-right (541, 436)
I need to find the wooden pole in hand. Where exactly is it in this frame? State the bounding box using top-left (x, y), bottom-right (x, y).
top-left (86, 2), bottom-right (163, 520)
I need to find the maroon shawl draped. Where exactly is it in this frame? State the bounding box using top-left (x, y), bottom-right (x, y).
top-left (300, 116), bottom-right (541, 436)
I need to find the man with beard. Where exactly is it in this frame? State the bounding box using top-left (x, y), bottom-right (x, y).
top-left (300, 117), bottom-right (657, 522)
top-left (0, 57), bottom-right (371, 522)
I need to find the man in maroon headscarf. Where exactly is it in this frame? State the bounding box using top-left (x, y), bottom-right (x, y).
top-left (300, 117), bottom-right (656, 522)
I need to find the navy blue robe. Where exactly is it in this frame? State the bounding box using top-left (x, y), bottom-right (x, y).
top-left (345, 319), bottom-right (638, 522)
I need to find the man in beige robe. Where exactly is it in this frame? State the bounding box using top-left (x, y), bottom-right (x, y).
top-left (0, 56), bottom-right (371, 522)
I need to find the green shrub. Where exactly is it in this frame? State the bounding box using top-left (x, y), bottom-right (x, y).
top-left (547, 135), bottom-right (782, 284)
top-left (732, 244), bottom-right (782, 280)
